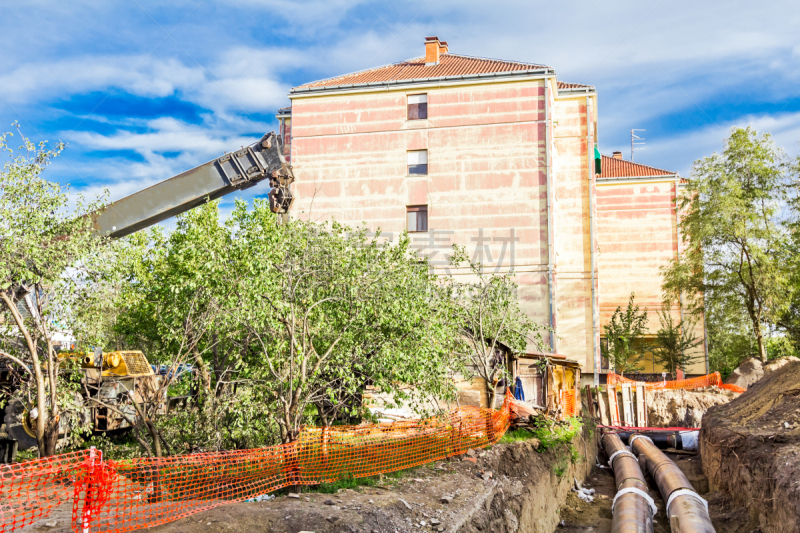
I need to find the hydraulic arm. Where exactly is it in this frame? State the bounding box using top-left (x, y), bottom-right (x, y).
top-left (90, 131), bottom-right (294, 238)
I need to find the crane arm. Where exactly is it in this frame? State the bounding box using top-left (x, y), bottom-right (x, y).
top-left (90, 131), bottom-right (294, 239)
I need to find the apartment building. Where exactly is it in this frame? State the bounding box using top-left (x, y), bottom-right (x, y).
top-left (275, 37), bottom-right (707, 381)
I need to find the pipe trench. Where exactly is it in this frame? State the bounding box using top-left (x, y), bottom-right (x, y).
top-left (629, 434), bottom-right (715, 533)
top-left (602, 433), bottom-right (655, 533)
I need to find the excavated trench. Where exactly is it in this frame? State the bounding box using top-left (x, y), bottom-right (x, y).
top-left (560, 441), bottom-right (756, 533)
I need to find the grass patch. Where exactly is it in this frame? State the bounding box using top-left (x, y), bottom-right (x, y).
top-left (309, 474), bottom-right (380, 493)
top-left (553, 455), bottom-right (569, 478)
top-left (301, 464), bottom-right (427, 494)
top-left (499, 428), bottom-right (541, 444)
top-left (569, 445), bottom-right (581, 464)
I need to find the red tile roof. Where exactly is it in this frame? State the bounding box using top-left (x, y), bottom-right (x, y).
top-left (557, 81), bottom-right (592, 90)
top-left (598, 155), bottom-right (677, 178)
top-left (295, 53), bottom-right (551, 90)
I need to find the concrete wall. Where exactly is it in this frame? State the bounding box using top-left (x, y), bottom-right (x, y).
top-left (552, 94), bottom-right (595, 371)
top-left (596, 178), bottom-right (706, 375)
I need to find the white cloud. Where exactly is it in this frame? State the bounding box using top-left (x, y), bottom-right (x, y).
top-left (633, 111), bottom-right (800, 177)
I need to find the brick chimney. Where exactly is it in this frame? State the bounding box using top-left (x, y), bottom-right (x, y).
top-left (612, 151), bottom-right (623, 159)
top-left (425, 36), bottom-right (441, 65)
top-left (439, 40), bottom-right (448, 54)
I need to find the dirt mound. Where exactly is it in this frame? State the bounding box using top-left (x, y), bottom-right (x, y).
top-left (724, 356), bottom-right (764, 389)
top-left (647, 388), bottom-right (736, 427)
top-left (764, 356), bottom-right (800, 375)
top-left (701, 359), bottom-right (800, 533)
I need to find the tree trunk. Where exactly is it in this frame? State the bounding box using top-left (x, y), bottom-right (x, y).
top-left (756, 328), bottom-right (768, 362)
top-left (42, 418), bottom-right (59, 457)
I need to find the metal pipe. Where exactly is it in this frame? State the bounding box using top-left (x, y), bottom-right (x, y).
top-left (587, 95), bottom-right (600, 386)
top-left (545, 80), bottom-right (558, 352)
top-left (602, 433), bottom-right (655, 533)
top-left (630, 434), bottom-right (715, 533)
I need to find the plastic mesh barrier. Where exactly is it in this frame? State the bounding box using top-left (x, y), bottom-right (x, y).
top-left (0, 450), bottom-right (92, 533)
top-left (3, 391), bottom-right (515, 533)
top-left (607, 371), bottom-right (746, 393)
top-left (560, 390), bottom-right (577, 419)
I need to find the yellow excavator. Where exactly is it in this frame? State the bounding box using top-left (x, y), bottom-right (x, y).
top-left (1, 131), bottom-right (294, 453)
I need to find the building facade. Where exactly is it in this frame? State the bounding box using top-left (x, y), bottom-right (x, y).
top-left (596, 153), bottom-right (707, 376)
top-left (277, 37), bottom-right (706, 382)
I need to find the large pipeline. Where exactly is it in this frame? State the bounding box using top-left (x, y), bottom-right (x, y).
top-left (602, 433), bottom-right (656, 533)
top-left (629, 434), bottom-right (715, 533)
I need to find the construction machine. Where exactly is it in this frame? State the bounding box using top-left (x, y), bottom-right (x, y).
top-left (1, 131), bottom-right (294, 454)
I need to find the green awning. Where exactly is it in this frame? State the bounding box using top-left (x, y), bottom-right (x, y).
top-left (594, 144), bottom-right (602, 175)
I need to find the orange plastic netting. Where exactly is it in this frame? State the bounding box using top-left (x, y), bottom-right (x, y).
top-left (560, 389), bottom-right (578, 419)
top-left (606, 371), bottom-right (746, 393)
top-left (2, 391), bottom-right (514, 533)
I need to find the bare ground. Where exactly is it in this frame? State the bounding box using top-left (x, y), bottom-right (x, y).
top-left (702, 359), bottom-right (800, 533)
top-left (647, 388), bottom-right (738, 428)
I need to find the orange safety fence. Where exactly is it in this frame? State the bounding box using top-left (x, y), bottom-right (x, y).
top-left (559, 389), bottom-right (578, 419)
top-left (606, 371), bottom-right (746, 393)
top-left (2, 391), bottom-right (515, 533)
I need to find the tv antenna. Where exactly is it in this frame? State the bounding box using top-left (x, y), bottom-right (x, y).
top-left (631, 129), bottom-right (645, 162)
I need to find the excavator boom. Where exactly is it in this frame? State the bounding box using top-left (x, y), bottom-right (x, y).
top-left (90, 131), bottom-right (294, 238)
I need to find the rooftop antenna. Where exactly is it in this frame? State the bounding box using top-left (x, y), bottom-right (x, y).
top-left (631, 129), bottom-right (645, 162)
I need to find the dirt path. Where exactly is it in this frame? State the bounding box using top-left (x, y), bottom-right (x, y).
top-left (558, 451), bottom-right (756, 533)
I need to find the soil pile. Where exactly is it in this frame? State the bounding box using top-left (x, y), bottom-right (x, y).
top-left (701, 359), bottom-right (800, 533)
top-left (723, 356), bottom-right (764, 389)
top-left (647, 388), bottom-right (736, 427)
top-left (764, 356), bottom-right (800, 375)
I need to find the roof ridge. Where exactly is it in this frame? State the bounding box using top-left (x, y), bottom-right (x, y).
top-left (442, 52), bottom-right (550, 69)
top-left (295, 57), bottom-right (423, 89)
top-left (599, 154), bottom-right (678, 178)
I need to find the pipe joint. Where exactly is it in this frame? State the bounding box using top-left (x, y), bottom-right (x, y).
top-left (611, 487), bottom-right (658, 517)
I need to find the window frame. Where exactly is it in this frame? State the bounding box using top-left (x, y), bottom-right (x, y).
top-left (407, 149), bottom-right (428, 176)
top-left (406, 205), bottom-right (428, 233)
top-left (407, 93), bottom-right (428, 120)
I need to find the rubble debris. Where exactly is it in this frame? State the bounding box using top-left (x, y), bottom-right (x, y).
top-left (647, 388), bottom-right (735, 427)
top-left (724, 357), bottom-right (764, 389)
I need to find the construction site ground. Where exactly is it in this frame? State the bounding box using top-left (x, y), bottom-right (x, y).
top-left (560, 450), bottom-right (756, 533)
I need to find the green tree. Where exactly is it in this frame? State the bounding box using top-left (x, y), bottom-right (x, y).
top-left (602, 293), bottom-right (648, 376)
top-left (704, 292), bottom-right (757, 377)
top-left (0, 125), bottom-right (107, 456)
top-left (663, 127), bottom-right (791, 362)
top-left (446, 246), bottom-right (548, 408)
top-left (92, 200), bottom-right (465, 452)
top-left (777, 154), bottom-right (800, 352)
top-left (227, 205), bottom-right (464, 443)
top-left (651, 308), bottom-right (703, 379)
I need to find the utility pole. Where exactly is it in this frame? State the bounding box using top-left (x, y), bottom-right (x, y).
top-left (631, 129), bottom-right (645, 162)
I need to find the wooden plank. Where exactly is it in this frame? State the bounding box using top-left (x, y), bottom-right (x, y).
top-left (620, 384), bottom-right (634, 427)
top-left (607, 385), bottom-right (620, 426)
top-left (595, 386), bottom-right (609, 425)
top-left (635, 382), bottom-right (647, 427)
top-left (585, 385), bottom-right (595, 418)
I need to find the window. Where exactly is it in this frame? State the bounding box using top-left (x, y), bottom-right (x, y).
top-left (407, 150), bottom-right (428, 175)
top-left (407, 94), bottom-right (427, 120)
top-left (407, 205), bottom-right (428, 232)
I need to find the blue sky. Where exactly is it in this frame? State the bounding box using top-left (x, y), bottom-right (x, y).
top-left (2, 0), bottom-right (799, 213)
